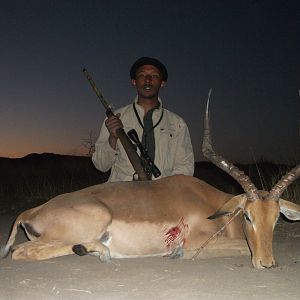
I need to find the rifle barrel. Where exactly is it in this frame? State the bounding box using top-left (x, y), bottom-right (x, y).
top-left (82, 68), bottom-right (150, 181)
top-left (83, 69), bottom-right (111, 112)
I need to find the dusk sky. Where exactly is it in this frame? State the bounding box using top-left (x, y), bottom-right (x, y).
top-left (1, 0), bottom-right (299, 164)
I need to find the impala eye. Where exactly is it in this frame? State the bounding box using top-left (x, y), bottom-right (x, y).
top-left (244, 213), bottom-right (252, 223)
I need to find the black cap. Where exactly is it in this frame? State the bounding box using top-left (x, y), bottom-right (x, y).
top-left (130, 57), bottom-right (168, 81)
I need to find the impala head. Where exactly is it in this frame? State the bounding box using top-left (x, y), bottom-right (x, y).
top-left (204, 90), bottom-right (300, 269)
top-left (241, 195), bottom-right (279, 268)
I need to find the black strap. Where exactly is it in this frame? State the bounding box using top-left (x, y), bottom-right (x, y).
top-left (133, 103), bottom-right (164, 162)
top-left (133, 103), bottom-right (164, 131)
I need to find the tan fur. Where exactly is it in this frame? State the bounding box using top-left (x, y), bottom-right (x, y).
top-left (1, 174), bottom-right (300, 268)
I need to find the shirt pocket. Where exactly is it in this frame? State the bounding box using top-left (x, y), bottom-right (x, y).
top-left (159, 127), bottom-right (176, 138)
top-left (155, 128), bottom-right (176, 167)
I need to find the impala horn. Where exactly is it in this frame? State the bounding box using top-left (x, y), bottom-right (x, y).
top-left (268, 165), bottom-right (300, 201)
top-left (202, 89), bottom-right (260, 202)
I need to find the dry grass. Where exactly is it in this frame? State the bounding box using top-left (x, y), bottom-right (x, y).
top-left (195, 161), bottom-right (299, 204)
top-left (0, 155), bottom-right (298, 214)
top-left (271, 165), bottom-right (300, 204)
top-left (0, 154), bottom-right (109, 213)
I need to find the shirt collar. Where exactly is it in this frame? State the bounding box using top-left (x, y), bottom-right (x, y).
top-left (134, 96), bottom-right (163, 112)
top-left (133, 97), bottom-right (164, 123)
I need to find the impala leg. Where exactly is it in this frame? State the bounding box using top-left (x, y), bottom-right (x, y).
top-left (12, 239), bottom-right (112, 262)
top-left (12, 240), bottom-right (76, 261)
top-left (183, 231), bottom-right (212, 259)
top-left (72, 241), bottom-right (111, 262)
top-left (184, 232), bottom-right (250, 259)
top-left (169, 246), bottom-right (184, 259)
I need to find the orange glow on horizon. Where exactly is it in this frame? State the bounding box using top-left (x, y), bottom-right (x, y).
top-left (0, 146), bottom-right (87, 159)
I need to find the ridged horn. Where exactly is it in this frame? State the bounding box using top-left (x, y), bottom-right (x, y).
top-left (268, 164), bottom-right (300, 201)
top-left (202, 89), bottom-right (260, 202)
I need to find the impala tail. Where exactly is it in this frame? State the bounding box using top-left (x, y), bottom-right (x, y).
top-left (0, 213), bottom-right (25, 259)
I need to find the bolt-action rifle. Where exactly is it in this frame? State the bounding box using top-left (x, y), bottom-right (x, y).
top-left (127, 129), bottom-right (161, 178)
top-left (83, 68), bottom-right (150, 181)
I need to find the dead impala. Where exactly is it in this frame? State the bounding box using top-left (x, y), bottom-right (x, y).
top-left (1, 100), bottom-right (299, 269)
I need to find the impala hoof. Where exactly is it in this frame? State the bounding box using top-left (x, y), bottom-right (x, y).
top-left (100, 253), bottom-right (112, 263)
top-left (72, 244), bottom-right (88, 256)
top-left (170, 246), bottom-right (184, 259)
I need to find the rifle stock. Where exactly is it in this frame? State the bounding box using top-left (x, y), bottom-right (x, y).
top-left (116, 128), bottom-right (149, 181)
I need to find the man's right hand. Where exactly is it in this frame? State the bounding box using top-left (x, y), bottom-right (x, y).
top-left (105, 113), bottom-right (123, 149)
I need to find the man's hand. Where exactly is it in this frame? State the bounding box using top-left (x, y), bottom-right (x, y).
top-left (105, 113), bottom-right (123, 149)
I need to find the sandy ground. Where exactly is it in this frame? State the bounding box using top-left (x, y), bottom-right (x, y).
top-left (0, 213), bottom-right (300, 300)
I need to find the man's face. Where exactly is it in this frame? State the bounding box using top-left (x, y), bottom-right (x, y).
top-left (131, 65), bottom-right (165, 100)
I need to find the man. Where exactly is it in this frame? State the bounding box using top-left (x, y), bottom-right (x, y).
top-left (92, 57), bottom-right (194, 181)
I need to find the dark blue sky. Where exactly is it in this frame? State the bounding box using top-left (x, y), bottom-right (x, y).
top-left (1, 0), bottom-right (299, 163)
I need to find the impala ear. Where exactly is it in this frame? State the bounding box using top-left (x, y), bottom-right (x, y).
top-left (208, 194), bottom-right (247, 219)
top-left (279, 199), bottom-right (300, 221)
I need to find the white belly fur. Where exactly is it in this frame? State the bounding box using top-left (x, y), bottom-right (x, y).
top-left (104, 220), bottom-right (186, 259)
